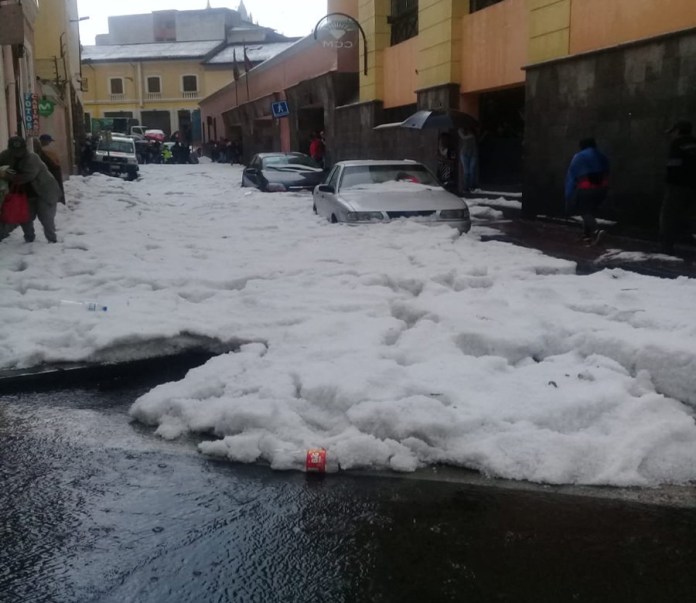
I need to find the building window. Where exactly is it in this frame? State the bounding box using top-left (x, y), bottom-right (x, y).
top-left (147, 77), bottom-right (161, 93)
top-left (109, 77), bottom-right (124, 101)
top-left (388, 0), bottom-right (418, 46)
top-left (181, 75), bottom-right (198, 99)
top-left (470, 0), bottom-right (505, 13)
top-left (146, 76), bottom-right (162, 100)
top-left (109, 78), bottom-right (123, 95)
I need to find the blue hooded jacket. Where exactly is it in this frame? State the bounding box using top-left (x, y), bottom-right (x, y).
top-left (565, 147), bottom-right (610, 201)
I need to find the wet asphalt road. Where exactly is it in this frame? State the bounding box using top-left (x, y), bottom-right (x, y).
top-left (2, 376), bottom-right (696, 603)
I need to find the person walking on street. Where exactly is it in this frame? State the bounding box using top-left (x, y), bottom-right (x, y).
top-left (659, 120), bottom-right (696, 255)
top-left (0, 136), bottom-right (62, 243)
top-left (78, 137), bottom-right (94, 175)
top-left (457, 126), bottom-right (479, 194)
top-left (37, 134), bottom-right (65, 205)
top-left (309, 131), bottom-right (325, 168)
top-left (565, 137), bottom-right (610, 245)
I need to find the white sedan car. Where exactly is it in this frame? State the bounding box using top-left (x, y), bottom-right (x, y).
top-left (313, 160), bottom-right (471, 232)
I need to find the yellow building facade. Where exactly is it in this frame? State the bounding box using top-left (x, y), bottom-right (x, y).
top-left (80, 7), bottom-right (295, 142)
top-left (339, 0), bottom-right (696, 196)
top-left (33, 0), bottom-right (83, 173)
top-left (358, 0), bottom-right (696, 111)
top-left (0, 0), bottom-right (39, 146)
top-left (82, 51), bottom-right (231, 139)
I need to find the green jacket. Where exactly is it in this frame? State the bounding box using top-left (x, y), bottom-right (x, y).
top-left (0, 149), bottom-right (62, 204)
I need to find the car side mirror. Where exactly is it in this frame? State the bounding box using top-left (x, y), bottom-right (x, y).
top-left (317, 184), bottom-right (335, 194)
top-left (246, 167), bottom-right (258, 175)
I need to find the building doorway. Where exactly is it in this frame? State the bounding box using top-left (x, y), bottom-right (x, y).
top-left (140, 110), bottom-right (171, 137)
top-left (298, 107), bottom-right (324, 156)
top-left (477, 86), bottom-right (525, 191)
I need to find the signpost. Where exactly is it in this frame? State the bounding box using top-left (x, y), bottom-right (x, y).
top-left (23, 93), bottom-right (40, 136)
top-left (38, 97), bottom-right (56, 117)
top-left (313, 13), bottom-right (368, 75)
top-left (271, 101), bottom-right (290, 119)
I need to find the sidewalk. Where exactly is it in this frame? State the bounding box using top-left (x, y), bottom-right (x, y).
top-left (472, 196), bottom-right (696, 279)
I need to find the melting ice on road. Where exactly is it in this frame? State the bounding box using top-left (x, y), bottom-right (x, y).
top-left (2, 162), bottom-right (696, 486)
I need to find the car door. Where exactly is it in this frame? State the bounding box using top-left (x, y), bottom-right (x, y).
top-left (243, 156), bottom-right (260, 187)
top-left (314, 166), bottom-right (340, 218)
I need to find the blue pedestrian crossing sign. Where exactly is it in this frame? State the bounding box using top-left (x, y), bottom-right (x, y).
top-left (271, 101), bottom-right (290, 118)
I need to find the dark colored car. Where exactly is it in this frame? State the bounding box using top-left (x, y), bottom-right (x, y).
top-left (241, 153), bottom-right (326, 192)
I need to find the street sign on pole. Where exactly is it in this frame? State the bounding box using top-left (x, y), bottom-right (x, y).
top-left (271, 101), bottom-right (290, 118)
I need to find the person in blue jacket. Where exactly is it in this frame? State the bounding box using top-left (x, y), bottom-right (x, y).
top-left (565, 137), bottom-right (610, 244)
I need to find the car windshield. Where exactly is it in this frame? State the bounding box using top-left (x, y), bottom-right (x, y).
top-left (97, 140), bottom-right (134, 154)
top-left (340, 164), bottom-right (438, 190)
top-left (262, 155), bottom-right (319, 169)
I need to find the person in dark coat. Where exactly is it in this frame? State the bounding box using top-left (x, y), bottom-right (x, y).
top-left (35, 135), bottom-right (65, 205)
top-left (0, 136), bottom-right (62, 243)
top-left (565, 137), bottom-right (610, 244)
top-left (659, 120), bottom-right (696, 255)
top-left (78, 137), bottom-right (94, 176)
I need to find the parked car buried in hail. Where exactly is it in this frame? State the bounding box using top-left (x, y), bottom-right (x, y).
top-left (313, 160), bottom-right (471, 232)
top-left (241, 152), bottom-right (326, 192)
top-left (93, 135), bottom-right (139, 181)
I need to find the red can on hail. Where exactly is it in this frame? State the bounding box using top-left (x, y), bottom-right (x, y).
top-left (305, 448), bottom-right (327, 473)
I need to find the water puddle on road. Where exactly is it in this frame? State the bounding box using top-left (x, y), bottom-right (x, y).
top-left (2, 380), bottom-right (696, 602)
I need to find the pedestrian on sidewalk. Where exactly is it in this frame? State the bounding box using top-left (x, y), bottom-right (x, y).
top-left (659, 120), bottom-right (696, 255)
top-left (457, 126), bottom-right (479, 194)
top-left (0, 136), bottom-right (62, 243)
top-left (564, 137), bottom-right (610, 244)
top-left (309, 131), bottom-right (326, 168)
top-left (36, 135), bottom-right (66, 205)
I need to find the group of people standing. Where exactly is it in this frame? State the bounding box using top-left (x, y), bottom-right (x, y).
top-left (437, 117), bottom-right (695, 254)
top-left (564, 120), bottom-right (696, 253)
top-left (210, 139), bottom-right (242, 164)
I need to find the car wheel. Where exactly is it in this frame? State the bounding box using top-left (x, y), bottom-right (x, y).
top-left (330, 214), bottom-right (338, 224)
top-left (312, 203), bottom-right (317, 214)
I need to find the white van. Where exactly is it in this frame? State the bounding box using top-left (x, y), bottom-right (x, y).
top-left (94, 135), bottom-right (139, 180)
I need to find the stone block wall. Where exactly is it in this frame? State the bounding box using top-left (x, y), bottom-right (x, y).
top-left (523, 28), bottom-right (696, 227)
top-left (332, 83), bottom-right (461, 173)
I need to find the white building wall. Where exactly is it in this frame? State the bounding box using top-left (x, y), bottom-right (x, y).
top-left (96, 15), bottom-right (155, 45)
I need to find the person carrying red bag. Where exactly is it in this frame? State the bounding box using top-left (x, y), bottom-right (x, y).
top-left (0, 136), bottom-right (62, 243)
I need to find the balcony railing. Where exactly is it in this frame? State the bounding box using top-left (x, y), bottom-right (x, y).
top-left (109, 93), bottom-right (125, 102)
top-left (182, 91), bottom-right (199, 99)
top-left (146, 92), bottom-right (162, 101)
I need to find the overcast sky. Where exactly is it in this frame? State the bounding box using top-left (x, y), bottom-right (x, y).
top-left (76, 0), bottom-right (328, 45)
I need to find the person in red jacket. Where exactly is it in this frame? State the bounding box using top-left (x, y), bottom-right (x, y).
top-left (309, 131), bottom-right (325, 168)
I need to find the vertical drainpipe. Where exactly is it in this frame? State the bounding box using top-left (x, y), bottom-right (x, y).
top-left (3, 47), bottom-right (18, 136)
top-left (136, 62), bottom-right (143, 120)
top-left (0, 48), bottom-right (10, 144)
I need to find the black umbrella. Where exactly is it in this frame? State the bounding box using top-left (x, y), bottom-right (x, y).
top-left (400, 110), bottom-right (477, 130)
